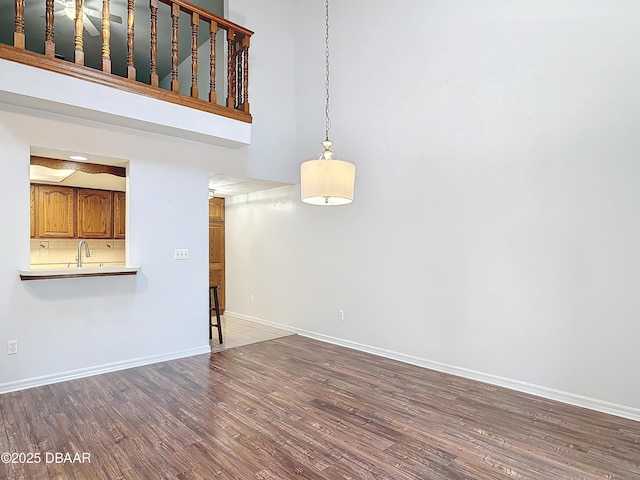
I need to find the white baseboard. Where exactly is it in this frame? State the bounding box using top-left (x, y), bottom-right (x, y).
top-left (225, 311), bottom-right (640, 422)
top-left (0, 344), bottom-right (212, 395)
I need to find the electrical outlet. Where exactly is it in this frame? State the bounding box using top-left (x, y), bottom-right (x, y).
top-left (8, 340), bottom-right (18, 355)
top-left (250, 294), bottom-right (254, 303)
top-left (338, 310), bottom-right (344, 321)
top-left (174, 249), bottom-right (189, 260)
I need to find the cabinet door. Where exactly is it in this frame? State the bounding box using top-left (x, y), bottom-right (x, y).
top-left (77, 189), bottom-right (113, 238)
top-left (37, 185), bottom-right (75, 238)
top-left (30, 185), bottom-right (37, 238)
top-left (113, 191), bottom-right (126, 239)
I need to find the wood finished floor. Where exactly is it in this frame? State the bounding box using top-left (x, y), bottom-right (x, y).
top-left (1, 335), bottom-right (639, 479)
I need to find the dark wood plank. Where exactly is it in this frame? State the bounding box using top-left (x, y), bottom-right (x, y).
top-left (0, 335), bottom-right (639, 479)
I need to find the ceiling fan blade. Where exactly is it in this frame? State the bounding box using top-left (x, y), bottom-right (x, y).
top-left (84, 7), bottom-right (100, 17)
top-left (83, 13), bottom-right (100, 36)
top-left (83, 8), bottom-right (123, 25)
top-left (55, 7), bottom-right (75, 20)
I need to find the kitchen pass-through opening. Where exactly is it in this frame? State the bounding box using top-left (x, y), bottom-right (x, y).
top-left (29, 151), bottom-right (128, 270)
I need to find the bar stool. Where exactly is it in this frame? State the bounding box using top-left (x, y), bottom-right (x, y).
top-left (209, 285), bottom-right (223, 344)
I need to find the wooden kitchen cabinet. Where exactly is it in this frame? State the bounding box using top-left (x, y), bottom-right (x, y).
top-left (36, 185), bottom-right (76, 238)
top-left (32, 185), bottom-right (125, 239)
top-left (30, 184), bottom-right (36, 238)
top-left (113, 191), bottom-right (126, 239)
top-left (77, 189), bottom-right (113, 238)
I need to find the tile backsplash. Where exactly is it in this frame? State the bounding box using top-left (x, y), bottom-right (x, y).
top-left (30, 239), bottom-right (125, 268)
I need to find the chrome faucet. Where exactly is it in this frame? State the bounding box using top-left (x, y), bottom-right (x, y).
top-left (77, 240), bottom-right (91, 268)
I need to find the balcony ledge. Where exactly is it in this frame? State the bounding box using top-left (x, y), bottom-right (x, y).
top-left (0, 49), bottom-right (251, 149)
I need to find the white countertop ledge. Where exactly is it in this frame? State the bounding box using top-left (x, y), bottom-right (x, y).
top-left (19, 266), bottom-right (141, 280)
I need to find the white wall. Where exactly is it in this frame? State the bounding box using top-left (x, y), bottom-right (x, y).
top-left (163, 0), bottom-right (300, 184)
top-left (3, 0), bottom-right (638, 419)
top-left (225, 0), bottom-right (298, 183)
top-left (0, 0), bottom-right (298, 389)
top-left (225, 0), bottom-right (640, 417)
top-left (0, 109), bottom-right (219, 387)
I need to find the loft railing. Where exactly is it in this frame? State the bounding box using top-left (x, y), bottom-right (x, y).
top-left (4, 0), bottom-right (252, 122)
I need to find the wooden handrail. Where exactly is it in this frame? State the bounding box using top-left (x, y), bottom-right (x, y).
top-left (170, 2), bottom-right (180, 92)
top-left (45, 0), bottom-right (55, 56)
top-left (159, 0), bottom-right (253, 37)
top-left (209, 21), bottom-right (217, 103)
top-left (3, 0), bottom-right (253, 123)
top-left (149, 0), bottom-right (158, 86)
top-left (74, 0), bottom-right (84, 64)
top-left (101, 0), bottom-right (111, 72)
top-left (14, 0), bottom-right (25, 49)
top-left (126, 0), bottom-right (135, 79)
top-left (190, 12), bottom-right (199, 98)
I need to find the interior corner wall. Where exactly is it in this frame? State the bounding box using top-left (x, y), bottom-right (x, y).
top-left (225, 0), bottom-right (298, 184)
top-left (225, 0), bottom-right (640, 414)
top-left (165, 0), bottom-right (300, 182)
top-left (0, 109), bottom-right (224, 388)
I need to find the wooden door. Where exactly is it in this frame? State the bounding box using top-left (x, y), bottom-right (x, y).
top-left (209, 197), bottom-right (224, 222)
top-left (37, 185), bottom-right (76, 238)
top-left (209, 197), bottom-right (225, 313)
top-left (113, 191), bottom-right (126, 239)
top-left (77, 189), bottom-right (113, 238)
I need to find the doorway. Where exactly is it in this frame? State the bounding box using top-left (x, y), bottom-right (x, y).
top-left (207, 194), bottom-right (292, 350)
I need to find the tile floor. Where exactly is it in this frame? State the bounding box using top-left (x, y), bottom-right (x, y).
top-left (209, 314), bottom-right (294, 352)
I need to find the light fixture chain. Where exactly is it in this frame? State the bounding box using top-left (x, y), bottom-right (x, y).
top-left (324, 0), bottom-right (331, 141)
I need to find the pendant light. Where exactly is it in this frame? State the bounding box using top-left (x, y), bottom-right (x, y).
top-left (300, 0), bottom-right (356, 206)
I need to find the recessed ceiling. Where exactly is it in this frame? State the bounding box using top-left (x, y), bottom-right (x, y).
top-left (30, 146), bottom-right (128, 168)
top-left (30, 146), bottom-right (127, 191)
top-left (208, 174), bottom-right (290, 198)
top-left (30, 164), bottom-right (76, 183)
top-left (29, 147), bottom-right (290, 198)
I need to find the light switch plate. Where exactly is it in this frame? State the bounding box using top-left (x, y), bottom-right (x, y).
top-left (174, 249), bottom-right (189, 260)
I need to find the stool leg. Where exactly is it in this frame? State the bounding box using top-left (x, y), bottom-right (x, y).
top-left (208, 286), bottom-right (213, 341)
top-left (213, 286), bottom-right (223, 343)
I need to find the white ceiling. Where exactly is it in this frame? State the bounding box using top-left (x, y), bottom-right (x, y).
top-left (30, 146), bottom-right (291, 198)
top-left (208, 174), bottom-right (290, 198)
top-left (30, 165), bottom-right (127, 191)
